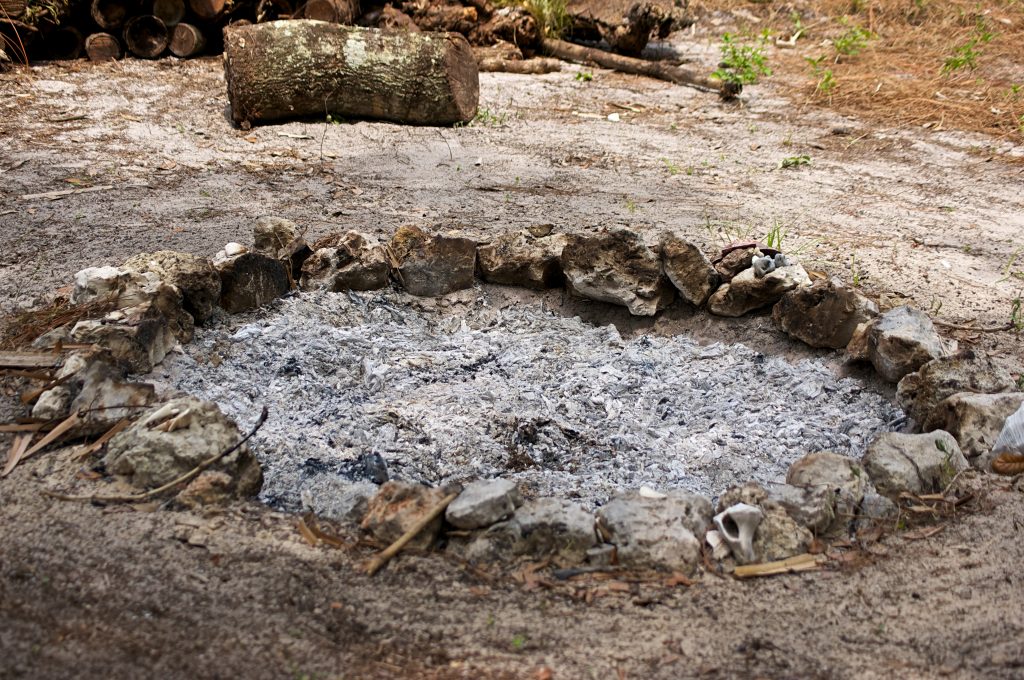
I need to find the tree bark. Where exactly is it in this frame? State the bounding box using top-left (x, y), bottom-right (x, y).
top-left (222, 20), bottom-right (479, 127)
top-left (152, 0), bottom-right (186, 27)
top-left (170, 21), bottom-right (205, 56)
top-left (301, 0), bottom-right (357, 24)
top-left (85, 31), bottom-right (122, 60)
top-left (123, 15), bottom-right (168, 58)
top-left (541, 37), bottom-right (739, 97)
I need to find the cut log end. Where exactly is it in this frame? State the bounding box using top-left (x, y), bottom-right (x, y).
top-left (85, 32), bottom-right (122, 61)
top-left (91, 0), bottom-right (130, 30)
top-left (123, 15), bottom-right (168, 59)
top-left (302, 0), bottom-right (358, 24)
top-left (152, 0), bottom-right (186, 27)
top-left (170, 22), bottom-right (205, 58)
top-left (189, 0), bottom-right (227, 21)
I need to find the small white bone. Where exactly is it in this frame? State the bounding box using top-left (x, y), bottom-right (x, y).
top-left (713, 502), bottom-right (764, 564)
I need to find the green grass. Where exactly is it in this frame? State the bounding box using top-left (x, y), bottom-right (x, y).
top-left (779, 155), bottom-right (811, 169)
top-left (833, 22), bottom-right (874, 58)
top-left (711, 32), bottom-right (772, 87)
top-left (942, 18), bottom-right (996, 75)
top-left (497, 0), bottom-right (570, 39)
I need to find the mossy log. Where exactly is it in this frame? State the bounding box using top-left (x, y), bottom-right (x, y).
top-left (222, 20), bottom-right (479, 127)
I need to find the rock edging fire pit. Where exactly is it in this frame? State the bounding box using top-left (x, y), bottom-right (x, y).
top-left (17, 216), bottom-right (1024, 576)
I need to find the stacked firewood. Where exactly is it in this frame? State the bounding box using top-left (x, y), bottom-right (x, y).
top-left (1, 0), bottom-right (692, 65)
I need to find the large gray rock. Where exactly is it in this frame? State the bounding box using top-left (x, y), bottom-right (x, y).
top-left (253, 216), bottom-right (298, 256)
top-left (772, 277), bottom-right (878, 349)
top-left (477, 229), bottom-right (567, 289)
top-left (301, 479), bottom-right (378, 525)
top-left (707, 264), bottom-right (811, 317)
top-left (896, 352), bottom-right (1015, 428)
top-left (103, 397), bottom-right (263, 499)
top-left (767, 483), bottom-right (836, 535)
top-left (457, 497), bottom-right (597, 564)
top-left (360, 481), bottom-right (449, 551)
top-left (65, 356), bottom-right (156, 436)
top-left (70, 302), bottom-right (180, 373)
top-left (445, 478), bottom-right (522, 530)
top-left (716, 483), bottom-right (812, 562)
top-left (785, 451), bottom-right (869, 535)
top-left (71, 265), bottom-right (194, 343)
top-left (847, 305), bottom-right (954, 383)
top-left (123, 251), bottom-right (221, 324)
top-left (390, 226), bottom-right (477, 297)
top-left (595, 491), bottom-right (712, 573)
top-left (660, 233), bottom-right (720, 307)
top-left (215, 251), bottom-right (291, 314)
top-left (923, 392), bottom-right (1024, 462)
top-left (714, 247), bottom-right (754, 281)
top-left (300, 231), bottom-right (390, 292)
top-left (560, 229), bottom-right (674, 316)
top-left (862, 431), bottom-right (969, 499)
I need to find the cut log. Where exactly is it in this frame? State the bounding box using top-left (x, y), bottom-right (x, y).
top-left (302, 0), bottom-right (357, 24)
top-left (566, 0), bottom-right (692, 56)
top-left (85, 31), bottom-right (122, 60)
top-left (123, 15), bottom-right (168, 58)
top-left (223, 21), bottom-right (479, 127)
top-left (541, 37), bottom-right (739, 97)
top-left (189, 0), bottom-right (227, 21)
top-left (47, 26), bottom-right (83, 59)
top-left (0, 0), bottom-right (27, 20)
top-left (91, 0), bottom-right (132, 30)
top-left (170, 22), bottom-right (205, 56)
top-left (152, 0), bottom-right (186, 27)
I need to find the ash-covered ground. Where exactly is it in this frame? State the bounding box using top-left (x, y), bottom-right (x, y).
top-left (149, 288), bottom-right (902, 509)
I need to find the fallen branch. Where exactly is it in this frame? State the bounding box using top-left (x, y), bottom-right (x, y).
top-left (43, 405), bottom-right (268, 503)
top-left (932, 319), bottom-right (1013, 333)
top-left (21, 185), bottom-right (115, 201)
top-left (0, 351), bottom-right (63, 369)
top-left (477, 57), bottom-right (561, 74)
top-left (732, 553), bottom-right (825, 579)
top-left (540, 38), bottom-right (739, 98)
top-left (365, 491), bottom-right (459, 576)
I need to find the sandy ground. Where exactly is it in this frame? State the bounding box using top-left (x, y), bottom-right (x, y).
top-left (2, 37), bottom-right (1024, 679)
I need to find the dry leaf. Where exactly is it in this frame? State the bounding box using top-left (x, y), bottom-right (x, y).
top-left (2, 434), bottom-right (32, 477)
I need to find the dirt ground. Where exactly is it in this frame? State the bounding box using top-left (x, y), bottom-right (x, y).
top-left (2, 26), bottom-right (1024, 679)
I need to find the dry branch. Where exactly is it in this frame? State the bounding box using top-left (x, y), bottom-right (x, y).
top-left (541, 37), bottom-right (739, 97)
top-left (477, 57), bottom-right (561, 74)
top-left (365, 491), bottom-right (459, 576)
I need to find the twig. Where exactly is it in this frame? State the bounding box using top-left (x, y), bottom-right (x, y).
top-left (43, 406), bottom-right (268, 503)
top-left (365, 491), bottom-right (459, 576)
top-left (20, 185), bottom-right (114, 201)
top-left (932, 319), bottom-right (1014, 332)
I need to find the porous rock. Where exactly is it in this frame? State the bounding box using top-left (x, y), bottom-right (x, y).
top-left (103, 397), bottom-right (263, 498)
top-left (458, 497), bottom-right (596, 564)
top-left (300, 231), bottom-right (390, 292)
top-left (215, 251), bottom-right (291, 314)
top-left (70, 302), bottom-right (180, 373)
top-left (477, 229), bottom-right (567, 289)
top-left (445, 478), bottom-right (522, 530)
top-left (854, 492), bottom-right (899, 531)
top-left (253, 216), bottom-right (298, 256)
top-left (896, 351), bottom-right (1015, 429)
top-left (660, 233), bottom-right (720, 307)
top-left (714, 247), bottom-right (754, 281)
top-left (767, 483), bottom-right (836, 535)
top-left (772, 277), bottom-right (878, 349)
top-left (390, 226), bottom-right (476, 297)
top-left (862, 431), bottom-right (969, 499)
top-left (847, 305), bottom-right (954, 383)
top-left (123, 250), bottom-right (221, 324)
top-left (560, 228), bottom-right (673, 316)
top-left (177, 471), bottom-right (235, 509)
top-left (716, 483), bottom-right (812, 562)
top-left (707, 264), bottom-right (811, 317)
top-left (301, 479), bottom-right (378, 525)
top-left (785, 451), bottom-right (868, 534)
top-left (66, 356), bottom-right (156, 436)
top-left (923, 392), bottom-right (1024, 461)
top-left (361, 481), bottom-right (449, 551)
top-left (595, 491), bottom-right (712, 572)
top-left (71, 265), bottom-right (194, 343)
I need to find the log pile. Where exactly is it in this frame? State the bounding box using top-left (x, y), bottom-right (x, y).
top-left (2, 0), bottom-right (736, 97)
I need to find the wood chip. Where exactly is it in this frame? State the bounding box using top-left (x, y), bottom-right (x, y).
top-left (733, 553), bottom-right (826, 579)
top-left (19, 411), bottom-right (80, 461)
top-left (2, 434), bottom-right (33, 477)
top-left (0, 351), bottom-right (63, 369)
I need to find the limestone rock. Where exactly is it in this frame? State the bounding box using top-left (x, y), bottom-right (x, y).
top-left (445, 478), bottom-right (522, 530)
top-left (123, 251), bottom-right (221, 324)
top-left (896, 351), bottom-right (1015, 428)
top-left (847, 305), bottom-right (954, 383)
top-left (103, 397), bottom-right (263, 497)
top-left (390, 226), bottom-right (476, 297)
top-left (70, 265), bottom-right (135, 305)
top-left (716, 483), bottom-right (812, 562)
top-left (66, 357), bottom-right (156, 436)
top-left (707, 264), bottom-right (811, 317)
top-left (280, 238), bottom-right (314, 281)
top-left (70, 303), bottom-right (179, 373)
top-left (772, 277), bottom-right (878, 349)
top-left (177, 471), bottom-right (235, 508)
top-left (301, 479), bottom-right (378, 525)
top-left (660, 233), bottom-right (720, 307)
top-left (477, 230), bottom-right (567, 289)
top-left (514, 497), bottom-right (597, 563)
top-left (767, 483), bottom-right (836, 535)
top-left (361, 481), bottom-right (448, 551)
top-left (253, 216), bottom-right (298, 256)
top-left (714, 247), bottom-right (754, 281)
top-left (215, 252), bottom-right (290, 314)
top-left (595, 491), bottom-right (712, 572)
top-left (855, 492), bottom-right (899, 531)
top-left (785, 451), bottom-right (868, 534)
top-left (300, 231), bottom-right (390, 292)
top-left (560, 228), bottom-right (673, 316)
top-left (923, 392), bottom-right (1024, 461)
top-left (862, 431), bottom-right (969, 499)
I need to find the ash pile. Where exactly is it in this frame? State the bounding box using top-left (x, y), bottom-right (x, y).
top-left (151, 288), bottom-right (901, 511)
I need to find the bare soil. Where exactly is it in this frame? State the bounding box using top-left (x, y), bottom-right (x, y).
top-left (2, 34), bottom-right (1024, 679)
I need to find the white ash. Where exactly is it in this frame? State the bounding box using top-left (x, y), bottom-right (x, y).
top-left (148, 289), bottom-right (901, 510)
